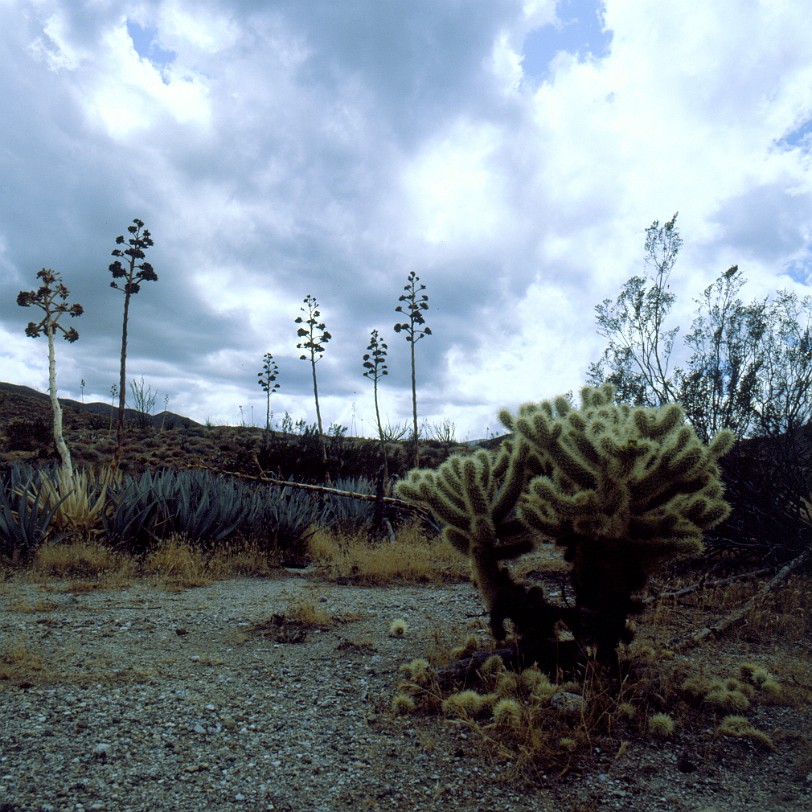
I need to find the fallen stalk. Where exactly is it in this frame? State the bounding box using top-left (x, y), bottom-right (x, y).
top-left (673, 546), bottom-right (811, 651)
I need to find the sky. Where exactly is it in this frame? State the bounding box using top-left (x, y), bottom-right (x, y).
top-left (1, 0), bottom-right (811, 441)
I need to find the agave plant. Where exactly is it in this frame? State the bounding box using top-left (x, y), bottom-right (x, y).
top-left (160, 470), bottom-right (253, 548)
top-left (253, 482), bottom-right (324, 566)
top-left (0, 466), bottom-right (67, 562)
top-left (34, 465), bottom-right (113, 539)
top-left (103, 470), bottom-right (164, 553)
top-left (323, 476), bottom-right (375, 533)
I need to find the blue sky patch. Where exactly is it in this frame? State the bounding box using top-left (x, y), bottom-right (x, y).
top-left (776, 118), bottom-right (812, 152)
top-left (126, 19), bottom-right (176, 77)
top-left (784, 256), bottom-right (812, 285)
top-left (522, 0), bottom-right (612, 80)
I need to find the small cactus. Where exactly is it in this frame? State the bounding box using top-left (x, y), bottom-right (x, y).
top-left (399, 658), bottom-right (432, 685)
top-left (492, 698), bottom-right (523, 727)
top-left (391, 693), bottom-right (416, 714)
top-left (648, 713), bottom-right (676, 738)
top-left (442, 690), bottom-right (488, 718)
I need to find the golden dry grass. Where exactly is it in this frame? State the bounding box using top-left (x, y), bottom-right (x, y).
top-left (283, 593), bottom-right (335, 627)
top-left (6, 522), bottom-right (466, 589)
top-left (308, 522), bottom-right (469, 584)
top-left (4, 520), bottom-right (468, 591)
top-left (31, 540), bottom-right (136, 583)
top-left (9, 535), bottom-right (281, 590)
top-left (141, 538), bottom-right (214, 588)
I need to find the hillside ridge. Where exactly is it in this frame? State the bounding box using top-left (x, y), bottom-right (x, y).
top-left (0, 381), bottom-right (202, 429)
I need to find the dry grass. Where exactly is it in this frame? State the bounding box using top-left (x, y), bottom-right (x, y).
top-left (141, 537), bottom-right (282, 588)
top-left (393, 569), bottom-right (812, 779)
top-left (31, 540), bottom-right (136, 583)
top-left (3, 520), bottom-right (468, 589)
top-left (4, 520), bottom-right (470, 589)
top-left (7, 535), bottom-right (281, 590)
top-left (0, 636), bottom-right (158, 688)
top-left (245, 592), bottom-right (358, 645)
top-left (308, 522), bottom-right (469, 584)
top-left (208, 540), bottom-right (280, 577)
top-left (141, 538), bottom-right (214, 588)
top-left (0, 639), bottom-right (46, 685)
top-left (645, 572), bottom-right (811, 646)
top-left (283, 593), bottom-right (335, 627)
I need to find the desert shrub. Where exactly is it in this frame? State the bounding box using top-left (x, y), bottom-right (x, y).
top-left (706, 429), bottom-right (812, 566)
top-left (4, 418), bottom-right (52, 453)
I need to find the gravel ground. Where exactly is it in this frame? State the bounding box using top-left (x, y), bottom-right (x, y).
top-left (1, 573), bottom-right (810, 811)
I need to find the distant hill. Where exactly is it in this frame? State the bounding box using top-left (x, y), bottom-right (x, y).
top-left (0, 381), bottom-right (202, 430)
top-left (0, 381), bottom-right (476, 479)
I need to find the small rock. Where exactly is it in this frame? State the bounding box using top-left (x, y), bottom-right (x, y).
top-left (550, 692), bottom-right (585, 716)
top-left (92, 742), bottom-right (112, 760)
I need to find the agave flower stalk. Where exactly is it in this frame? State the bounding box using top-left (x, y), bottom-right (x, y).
top-left (17, 268), bottom-right (83, 476)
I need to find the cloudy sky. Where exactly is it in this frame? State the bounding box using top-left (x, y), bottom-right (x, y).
top-left (1, 0), bottom-right (811, 440)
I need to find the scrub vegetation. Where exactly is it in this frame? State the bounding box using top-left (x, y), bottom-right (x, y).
top-left (2, 213), bottom-right (811, 795)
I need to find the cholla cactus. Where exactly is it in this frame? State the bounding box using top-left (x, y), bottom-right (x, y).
top-left (396, 384), bottom-right (733, 661)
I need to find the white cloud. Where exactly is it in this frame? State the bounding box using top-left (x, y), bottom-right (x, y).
top-left (28, 9), bottom-right (87, 72)
top-left (155, 0), bottom-right (240, 56)
top-left (1, 0), bottom-right (811, 440)
top-left (80, 23), bottom-right (211, 139)
top-left (401, 120), bottom-right (510, 248)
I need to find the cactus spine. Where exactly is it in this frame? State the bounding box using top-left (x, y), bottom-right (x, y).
top-left (396, 384), bottom-right (734, 662)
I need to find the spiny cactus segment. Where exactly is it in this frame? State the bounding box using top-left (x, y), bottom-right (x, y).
top-left (396, 384), bottom-right (734, 662)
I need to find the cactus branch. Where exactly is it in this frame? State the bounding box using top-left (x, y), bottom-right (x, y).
top-left (396, 385), bottom-right (733, 665)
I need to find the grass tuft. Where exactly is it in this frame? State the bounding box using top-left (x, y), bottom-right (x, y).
top-left (308, 522), bottom-right (468, 584)
top-left (0, 639), bottom-right (45, 685)
top-left (32, 540), bottom-right (126, 578)
top-left (142, 537), bottom-right (213, 588)
top-left (716, 715), bottom-right (775, 750)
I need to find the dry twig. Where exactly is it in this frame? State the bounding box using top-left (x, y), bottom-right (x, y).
top-left (673, 546), bottom-right (810, 651)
